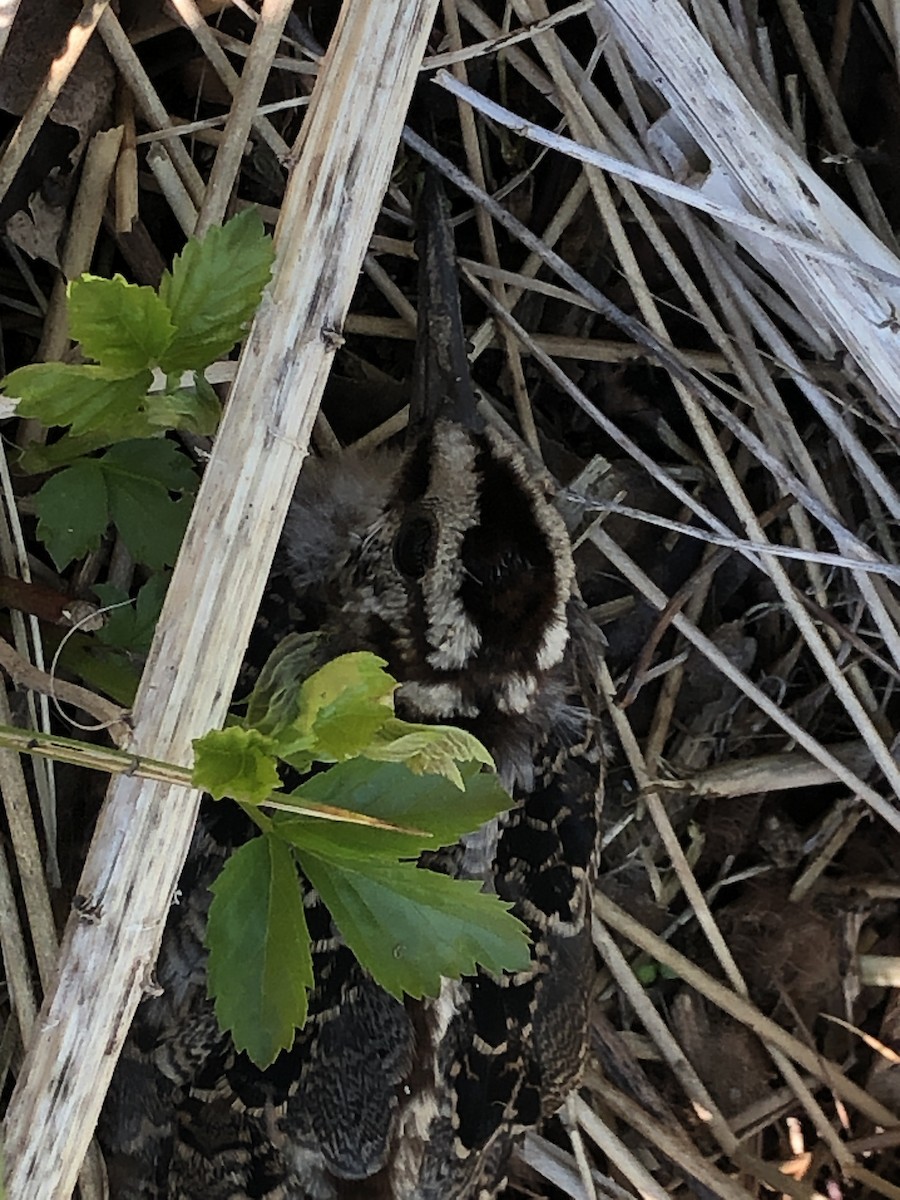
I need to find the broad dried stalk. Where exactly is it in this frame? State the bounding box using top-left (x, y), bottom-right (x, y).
top-left (598, 0), bottom-right (900, 423)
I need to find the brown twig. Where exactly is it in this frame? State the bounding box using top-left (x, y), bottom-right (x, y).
top-left (0, 634), bottom-right (130, 743)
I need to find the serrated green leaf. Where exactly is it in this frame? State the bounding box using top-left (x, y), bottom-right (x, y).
top-left (97, 441), bottom-right (196, 568)
top-left (207, 835), bottom-right (312, 1067)
top-left (94, 572), bottom-right (169, 653)
top-left (278, 759), bottom-right (512, 859)
top-left (19, 415), bottom-right (183, 475)
top-left (68, 274), bottom-right (175, 376)
top-left (243, 632), bottom-right (326, 734)
top-left (365, 718), bottom-right (494, 788)
top-left (159, 209), bottom-right (274, 372)
top-left (20, 430), bottom-right (122, 473)
top-left (145, 376), bottom-right (221, 435)
top-left (109, 487), bottom-right (189, 569)
top-left (295, 845), bottom-right (531, 1000)
top-left (193, 726), bottom-right (281, 805)
top-left (102, 439), bottom-right (199, 491)
top-left (290, 652), bottom-right (397, 762)
top-left (33, 461), bottom-right (108, 569)
top-left (6, 363), bottom-right (151, 436)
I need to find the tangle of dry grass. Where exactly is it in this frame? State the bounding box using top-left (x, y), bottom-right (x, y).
top-left (1, 1), bottom-right (899, 1196)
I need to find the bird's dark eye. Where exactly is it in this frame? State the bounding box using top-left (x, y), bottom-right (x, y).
top-left (392, 515), bottom-right (435, 579)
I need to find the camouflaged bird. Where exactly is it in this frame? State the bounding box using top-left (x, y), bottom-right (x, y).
top-left (99, 175), bottom-right (604, 1199)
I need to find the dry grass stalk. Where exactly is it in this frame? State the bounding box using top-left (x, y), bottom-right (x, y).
top-left (598, 0), bottom-right (900, 419)
top-left (39, 125), bottom-right (124, 365)
top-left (97, 8), bottom-right (206, 209)
top-left (596, 892), bottom-right (896, 1127)
top-left (0, 0), bottom-right (111, 203)
top-left (169, 0), bottom-right (292, 162)
top-left (194, 0), bottom-right (294, 235)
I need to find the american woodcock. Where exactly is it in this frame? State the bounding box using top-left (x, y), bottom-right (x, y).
top-left (99, 174), bottom-right (605, 1200)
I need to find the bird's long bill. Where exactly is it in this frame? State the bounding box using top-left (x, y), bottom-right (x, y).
top-left (409, 170), bottom-right (483, 435)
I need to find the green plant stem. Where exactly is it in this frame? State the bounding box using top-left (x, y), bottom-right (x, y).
top-left (0, 722), bottom-right (190, 785)
top-left (0, 724), bottom-right (427, 833)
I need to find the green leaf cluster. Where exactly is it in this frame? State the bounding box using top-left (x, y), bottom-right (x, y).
top-left (193, 647), bottom-right (530, 1068)
top-left (49, 574), bottom-right (173, 707)
top-left (93, 573), bottom-right (171, 654)
top-left (2, 209), bottom-right (274, 571)
top-left (33, 440), bottom-right (194, 570)
top-left (5, 210), bottom-right (273, 460)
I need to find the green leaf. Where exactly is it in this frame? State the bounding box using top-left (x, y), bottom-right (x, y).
top-left (159, 209), bottom-right (274, 372)
top-left (634, 962), bottom-right (659, 986)
top-left (193, 726), bottom-right (281, 806)
top-left (279, 759), bottom-right (512, 859)
top-left (32, 440), bottom-right (197, 569)
top-left (94, 573), bottom-right (169, 653)
top-left (289, 652), bottom-right (397, 762)
top-left (33, 461), bottom-right (108, 569)
top-left (102, 438), bottom-right (199, 491)
top-left (20, 429), bottom-right (126, 473)
top-left (57, 639), bottom-right (141, 706)
top-left (364, 718), bottom-right (494, 789)
top-left (145, 375), bottom-right (221, 435)
top-left (100, 440), bottom-right (196, 568)
top-left (68, 274), bottom-right (175, 376)
top-left (295, 844), bottom-right (531, 1000)
top-left (109, 487), bottom-right (189, 568)
top-left (7, 363), bottom-right (151, 436)
top-left (244, 632), bottom-right (326, 735)
top-left (207, 835), bottom-right (312, 1067)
